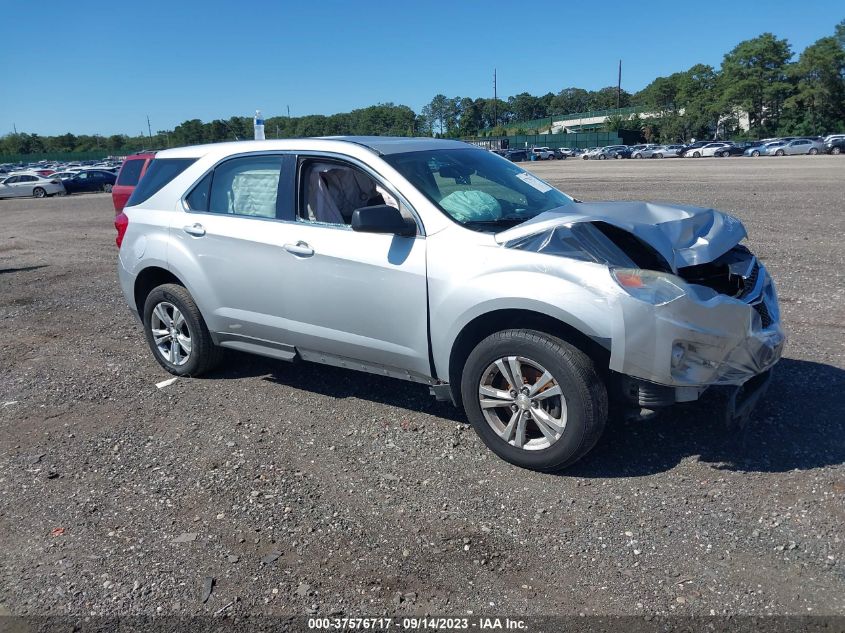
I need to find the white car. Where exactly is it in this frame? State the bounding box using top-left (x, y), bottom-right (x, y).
top-left (684, 142), bottom-right (731, 158)
top-left (0, 174), bottom-right (65, 199)
top-left (531, 148), bottom-right (554, 160)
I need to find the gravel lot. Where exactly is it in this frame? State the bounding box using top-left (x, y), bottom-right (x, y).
top-left (1, 156), bottom-right (844, 618)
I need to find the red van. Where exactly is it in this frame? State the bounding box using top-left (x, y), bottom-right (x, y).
top-left (112, 152), bottom-right (155, 213)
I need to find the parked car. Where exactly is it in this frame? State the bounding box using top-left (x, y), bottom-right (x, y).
top-left (593, 145), bottom-right (629, 160)
top-left (51, 171), bottom-right (78, 180)
top-left (113, 152), bottom-right (155, 213)
top-left (551, 149), bottom-right (568, 160)
top-left (581, 147), bottom-right (601, 160)
top-left (744, 141), bottom-right (780, 157)
top-left (0, 174), bottom-right (65, 198)
top-left (678, 141), bottom-right (714, 157)
top-left (713, 143), bottom-right (750, 158)
top-left (557, 147), bottom-right (576, 157)
top-left (530, 147), bottom-right (554, 160)
top-left (684, 142), bottom-right (731, 158)
top-left (631, 145), bottom-right (661, 159)
top-left (757, 141), bottom-right (788, 156)
top-left (61, 169), bottom-right (117, 195)
top-left (770, 138), bottom-right (824, 156)
top-left (505, 149), bottom-right (527, 162)
top-left (824, 138), bottom-right (845, 154)
top-left (650, 144), bottom-right (685, 158)
top-left (115, 137), bottom-right (784, 472)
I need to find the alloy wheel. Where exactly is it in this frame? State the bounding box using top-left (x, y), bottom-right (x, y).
top-left (150, 301), bottom-right (192, 366)
top-left (478, 356), bottom-right (567, 451)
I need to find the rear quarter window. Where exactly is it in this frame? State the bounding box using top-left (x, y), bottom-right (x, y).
top-left (116, 159), bottom-right (146, 186)
top-left (126, 158), bottom-right (196, 207)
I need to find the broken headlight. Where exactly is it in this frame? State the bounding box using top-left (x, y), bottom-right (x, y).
top-left (611, 268), bottom-right (687, 306)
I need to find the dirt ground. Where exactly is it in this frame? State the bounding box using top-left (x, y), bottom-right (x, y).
top-left (0, 155), bottom-right (843, 617)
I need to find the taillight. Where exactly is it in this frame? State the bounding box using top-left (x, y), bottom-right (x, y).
top-left (114, 212), bottom-right (128, 248)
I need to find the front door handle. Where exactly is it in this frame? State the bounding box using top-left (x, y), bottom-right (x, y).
top-left (284, 241), bottom-right (314, 257)
top-left (183, 223), bottom-right (206, 237)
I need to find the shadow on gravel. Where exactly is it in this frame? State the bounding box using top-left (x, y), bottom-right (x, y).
top-left (209, 353), bottom-right (844, 476)
top-left (569, 358), bottom-right (845, 478)
top-left (0, 265), bottom-right (47, 275)
top-left (208, 351), bottom-right (465, 423)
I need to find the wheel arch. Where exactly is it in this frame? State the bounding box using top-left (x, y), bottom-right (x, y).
top-left (446, 308), bottom-right (610, 408)
top-left (133, 266), bottom-right (184, 320)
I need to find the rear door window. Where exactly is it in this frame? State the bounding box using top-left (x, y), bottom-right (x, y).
top-left (206, 155), bottom-right (283, 218)
top-left (116, 159), bottom-right (146, 186)
top-left (127, 158), bottom-right (196, 206)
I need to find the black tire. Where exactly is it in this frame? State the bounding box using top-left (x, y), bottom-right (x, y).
top-left (33, 187), bottom-right (46, 198)
top-left (693, 151), bottom-right (701, 158)
top-left (634, 153), bottom-right (642, 159)
top-left (775, 149), bottom-right (784, 156)
top-left (142, 283), bottom-right (222, 377)
top-left (809, 148), bottom-right (818, 155)
top-left (103, 183), bottom-right (113, 193)
top-left (599, 154), bottom-right (607, 160)
top-left (752, 150), bottom-right (760, 157)
top-left (460, 329), bottom-right (608, 472)
top-left (655, 153), bottom-right (663, 159)
top-left (832, 147), bottom-right (842, 155)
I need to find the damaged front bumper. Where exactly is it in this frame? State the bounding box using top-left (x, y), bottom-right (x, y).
top-left (609, 261), bottom-right (785, 406)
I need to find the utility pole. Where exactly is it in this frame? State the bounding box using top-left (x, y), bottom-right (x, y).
top-left (13, 123), bottom-right (17, 134)
top-left (493, 68), bottom-right (498, 129)
top-left (287, 105), bottom-right (290, 118)
top-left (617, 60), bottom-right (622, 110)
top-left (146, 115), bottom-right (153, 141)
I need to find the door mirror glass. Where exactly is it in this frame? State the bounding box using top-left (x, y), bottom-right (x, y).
top-left (351, 205), bottom-right (416, 237)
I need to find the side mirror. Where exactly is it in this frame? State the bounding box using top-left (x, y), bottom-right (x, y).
top-left (351, 205), bottom-right (416, 237)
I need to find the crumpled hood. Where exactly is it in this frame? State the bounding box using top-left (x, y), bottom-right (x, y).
top-left (495, 200), bottom-right (748, 269)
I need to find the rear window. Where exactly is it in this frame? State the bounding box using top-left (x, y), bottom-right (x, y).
top-left (127, 158), bottom-right (196, 207)
top-left (116, 159), bottom-right (146, 186)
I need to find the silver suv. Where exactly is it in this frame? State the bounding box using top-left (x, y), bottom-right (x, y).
top-left (116, 137), bottom-right (784, 472)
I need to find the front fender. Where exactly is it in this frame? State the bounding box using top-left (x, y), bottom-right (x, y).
top-left (429, 268), bottom-right (617, 380)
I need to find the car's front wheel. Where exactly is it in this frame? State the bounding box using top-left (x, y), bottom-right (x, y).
top-left (142, 283), bottom-right (222, 377)
top-left (832, 147), bottom-right (842, 155)
top-left (752, 150), bottom-right (760, 157)
top-left (33, 187), bottom-right (46, 198)
top-left (461, 329), bottom-right (608, 472)
top-left (775, 149), bottom-right (785, 156)
top-left (103, 183), bottom-right (113, 193)
top-left (809, 148), bottom-right (818, 155)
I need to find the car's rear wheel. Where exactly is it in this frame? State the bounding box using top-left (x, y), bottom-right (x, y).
top-left (775, 149), bottom-right (785, 156)
top-left (461, 329), bottom-right (607, 472)
top-left (599, 154), bottom-right (606, 160)
top-left (655, 153), bottom-right (663, 159)
top-left (142, 283), bottom-right (222, 377)
top-left (693, 151), bottom-right (701, 158)
top-left (634, 153), bottom-right (642, 159)
top-left (832, 147), bottom-right (842, 155)
top-left (103, 183), bottom-right (113, 193)
top-left (33, 187), bottom-right (46, 198)
top-left (809, 148), bottom-right (818, 155)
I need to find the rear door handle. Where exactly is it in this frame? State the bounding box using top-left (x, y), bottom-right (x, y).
top-left (183, 223), bottom-right (206, 237)
top-left (284, 241), bottom-right (314, 257)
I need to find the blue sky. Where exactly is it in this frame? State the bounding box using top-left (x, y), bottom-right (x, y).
top-left (2, 0), bottom-right (842, 136)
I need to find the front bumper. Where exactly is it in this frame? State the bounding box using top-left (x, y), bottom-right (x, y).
top-left (609, 262), bottom-right (785, 397)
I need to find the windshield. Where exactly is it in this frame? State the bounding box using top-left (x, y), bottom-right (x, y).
top-left (384, 148), bottom-right (572, 232)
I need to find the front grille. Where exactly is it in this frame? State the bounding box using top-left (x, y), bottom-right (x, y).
top-left (753, 301), bottom-right (773, 329)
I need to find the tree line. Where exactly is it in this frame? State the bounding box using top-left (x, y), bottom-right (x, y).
top-left (2, 20), bottom-right (843, 156)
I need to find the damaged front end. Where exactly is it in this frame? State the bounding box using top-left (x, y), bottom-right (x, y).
top-left (498, 201), bottom-right (785, 417)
